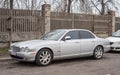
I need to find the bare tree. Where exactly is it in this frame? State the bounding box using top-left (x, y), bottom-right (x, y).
top-left (67, 0), bottom-right (73, 13)
top-left (91, 0), bottom-right (119, 15)
top-left (3, 0), bottom-right (44, 10)
top-left (52, 0), bottom-right (73, 13)
top-left (21, 0), bottom-right (43, 10)
top-left (0, 0), bottom-right (10, 8)
top-left (0, 0), bottom-right (119, 15)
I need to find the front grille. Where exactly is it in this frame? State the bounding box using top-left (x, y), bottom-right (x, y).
top-left (116, 47), bottom-right (120, 49)
top-left (10, 55), bottom-right (23, 59)
top-left (12, 46), bottom-right (20, 52)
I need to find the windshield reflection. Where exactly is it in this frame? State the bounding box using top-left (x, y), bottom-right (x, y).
top-left (40, 30), bottom-right (66, 41)
top-left (112, 30), bottom-right (120, 37)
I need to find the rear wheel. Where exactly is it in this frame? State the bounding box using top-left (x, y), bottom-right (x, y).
top-left (35, 49), bottom-right (53, 66)
top-left (93, 46), bottom-right (103, 59)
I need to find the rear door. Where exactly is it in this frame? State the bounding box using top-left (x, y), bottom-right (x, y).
top-left (79, 31), bottom-right (96, 53)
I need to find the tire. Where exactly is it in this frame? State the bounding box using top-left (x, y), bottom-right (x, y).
top-left (35, 49), bottom-right (53, 66)
top-left (93, 46), bottom-right (104, 59)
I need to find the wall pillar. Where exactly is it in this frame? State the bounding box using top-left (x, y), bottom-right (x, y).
top-left (112, 16), bottom-right (115, 33)
top-left (108, 11), bottom-right (116, 33)
top-left (42, 4), bottom-right (51, 34)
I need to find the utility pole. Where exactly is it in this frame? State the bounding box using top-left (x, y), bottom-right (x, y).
top-left (9, 0), bottom-right (13, 46)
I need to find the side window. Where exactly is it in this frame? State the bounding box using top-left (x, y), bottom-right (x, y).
top-left (65, 31), bottom-right (80, 39)
top-left (80, 31), bottom-right (95, 39)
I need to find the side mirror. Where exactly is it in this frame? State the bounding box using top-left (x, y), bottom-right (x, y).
top-left (64, 36), bottom-right (71, 40)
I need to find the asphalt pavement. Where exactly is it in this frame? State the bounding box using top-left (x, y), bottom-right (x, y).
top-left (0, 51), bottom-right (120, 75)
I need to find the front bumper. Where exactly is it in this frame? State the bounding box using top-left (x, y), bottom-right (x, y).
top-left (103, 45), bottom-right (110, 52)
top-left (110, 44), bottom-right (120, 51)
top-left (9, 50), bottom-right (37, 62)
top-left (110, 47), bottom-right (120, 51)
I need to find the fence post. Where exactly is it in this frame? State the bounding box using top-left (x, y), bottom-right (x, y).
top-left (72, 14), bottom-right (74, 29)
top-left (42, 4), bottom-right (51, 34)
top-left (9, 0), bottom-right (13, 47)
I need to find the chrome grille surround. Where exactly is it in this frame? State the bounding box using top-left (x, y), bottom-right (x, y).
top-left (12, 46), bottom-right (20, 52)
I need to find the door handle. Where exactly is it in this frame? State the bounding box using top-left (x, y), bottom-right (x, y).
top-left (92, 41), bottom-right (95, 43)
top-left (75, 41), bottom-right (80, 43)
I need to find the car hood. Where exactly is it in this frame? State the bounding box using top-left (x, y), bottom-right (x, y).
top-left (106, 37), bottom-right (120, 42)
top-left (12, 40), bottom-right (57, 48)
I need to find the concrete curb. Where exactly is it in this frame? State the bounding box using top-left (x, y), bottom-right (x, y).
top-left (0, 57), bottom-right (11, 61)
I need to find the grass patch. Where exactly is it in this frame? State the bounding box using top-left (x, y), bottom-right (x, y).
top-left (0, 47), bottom-right (9, 56)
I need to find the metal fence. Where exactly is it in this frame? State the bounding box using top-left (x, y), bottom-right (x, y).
top-left (0, 8), bottom-right (43, 42)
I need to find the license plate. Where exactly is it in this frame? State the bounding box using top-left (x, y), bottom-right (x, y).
top-left (11, 51), bottom-right (17, 56)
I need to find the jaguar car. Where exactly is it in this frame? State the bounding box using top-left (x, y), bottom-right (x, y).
top-left (107, 30), bottom-right (120, 51)
top-left (9, 29), bottom-right (110, 66)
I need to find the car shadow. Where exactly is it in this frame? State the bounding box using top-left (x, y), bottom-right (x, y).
top-left (50, 56), bottom-right (107, 66)
top-left (107, 50), bottom-right (120, 54)
top-left (11, 56), bottom-right (108, 67)
top-left (11, 56), bottom-right (93, 67)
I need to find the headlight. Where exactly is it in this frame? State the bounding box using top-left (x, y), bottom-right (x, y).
top-left (110, 42), bottom-right (120, 45)
top-left (25, 47), bottom-right (30, 51)
top-left (20, 47), bottom-right (35, 52)
top-left (21, 47), bottom-right (26, 52)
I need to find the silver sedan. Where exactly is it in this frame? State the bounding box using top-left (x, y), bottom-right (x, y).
top-left (9, 29), bottom-right (110, 66)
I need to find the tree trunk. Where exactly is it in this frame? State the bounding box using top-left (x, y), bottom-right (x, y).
top-left (63, 0), bottom-right (67, 12)
top-left (101, 0), bottom-right (105, 15)
top-left (67, 0), bottom-right (72, 13)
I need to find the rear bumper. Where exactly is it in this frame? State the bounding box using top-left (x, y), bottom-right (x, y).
top-left (9, 50), bottom-right (36, 62)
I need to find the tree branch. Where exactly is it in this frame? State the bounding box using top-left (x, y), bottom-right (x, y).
top-left (91, 0), bottom-right (102, 15)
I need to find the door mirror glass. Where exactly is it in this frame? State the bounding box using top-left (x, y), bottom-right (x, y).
top-left (65, 36), bottom-right (71, 40)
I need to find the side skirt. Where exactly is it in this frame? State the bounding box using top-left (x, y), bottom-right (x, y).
top-left (53, 52), bottom-right (93, 60)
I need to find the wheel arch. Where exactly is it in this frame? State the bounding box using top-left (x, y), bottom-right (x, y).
top-left (36, 47), bottom-right (54, 59)
top-left (95, 45), bottom-right (104, 52)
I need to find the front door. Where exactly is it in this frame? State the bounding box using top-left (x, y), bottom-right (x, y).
top-left (60, 31), bottom-right (80, 55)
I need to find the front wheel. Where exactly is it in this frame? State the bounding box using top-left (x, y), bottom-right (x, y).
top-left (35, 49), bottom-right (53, 66)
top-left (93, 46), bottom-right (104, 59)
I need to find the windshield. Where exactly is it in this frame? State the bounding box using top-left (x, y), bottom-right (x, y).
top-left (40, 30), bottom-right (66, 40)
top-left (112, 30), bottom-right (120, 37)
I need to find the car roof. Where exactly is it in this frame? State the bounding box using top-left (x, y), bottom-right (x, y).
top-left (56, 29), bottom-right (91, 32)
